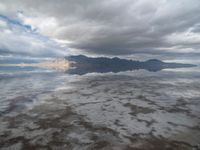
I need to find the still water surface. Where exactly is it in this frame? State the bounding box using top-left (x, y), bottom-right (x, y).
top-left (0, 65), bottom-right (200, 150)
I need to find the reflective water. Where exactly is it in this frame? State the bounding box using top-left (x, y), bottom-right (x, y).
top-left (0, 66), bottom-right (200, 150)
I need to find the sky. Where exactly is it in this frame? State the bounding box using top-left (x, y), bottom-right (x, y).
top-left (0, 0), bottom-right (200, 61)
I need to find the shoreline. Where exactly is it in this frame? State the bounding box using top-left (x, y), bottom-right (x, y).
top-left (0, 59), bottom-right (71, 71)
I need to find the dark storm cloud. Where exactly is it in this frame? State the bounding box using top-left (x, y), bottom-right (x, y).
top-left (0, 0), bottom-right (200, 56)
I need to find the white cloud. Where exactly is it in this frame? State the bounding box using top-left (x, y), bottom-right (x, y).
top-left (166, 32), bottom-right (200, 45)
top-left (0, 16), bottom-right (67, 57)
top-left (0, 19), bottom-right (6, 27)
top-left (19, 14), bottom-right (59, 37)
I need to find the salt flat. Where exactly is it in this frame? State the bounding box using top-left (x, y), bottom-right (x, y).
top-left (0, 69), bottom-right (200, 150)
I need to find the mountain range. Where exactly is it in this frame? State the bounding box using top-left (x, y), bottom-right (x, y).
top-left (65, 55), bottom-right (196, 75)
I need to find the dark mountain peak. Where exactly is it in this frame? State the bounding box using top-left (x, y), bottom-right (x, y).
top-left (66, 54), bottom-right (86, 60)
top-left (112, 57), bottom-right (120, 60)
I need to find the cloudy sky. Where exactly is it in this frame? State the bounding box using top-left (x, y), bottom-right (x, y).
top-left (0, 0), bottom-right (200, 60)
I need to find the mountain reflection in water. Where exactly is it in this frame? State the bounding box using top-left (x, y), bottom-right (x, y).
top-left (0, 56), bottom-right (199, 150)
top-left (64, 55), bottom-right (196, 75)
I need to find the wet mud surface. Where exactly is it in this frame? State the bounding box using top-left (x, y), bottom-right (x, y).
top-left (0, 71), bottom-right (200, 150)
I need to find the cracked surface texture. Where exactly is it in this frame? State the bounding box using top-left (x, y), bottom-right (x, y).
top-left (0, 68), bottom-right (200, 150)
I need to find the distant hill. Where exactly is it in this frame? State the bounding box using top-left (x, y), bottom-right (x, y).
top-left (65, 55), bottom-right (196, 75)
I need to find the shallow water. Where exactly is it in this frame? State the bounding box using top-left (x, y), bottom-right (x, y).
top-left (0, 66), bottom-right (200, 150)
